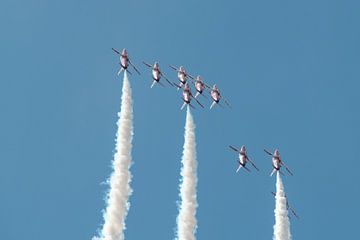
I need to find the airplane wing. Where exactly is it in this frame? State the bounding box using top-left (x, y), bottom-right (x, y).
top-left (204, 83), bottom-right (212, 89)
top-left (192, 95), bottom-right (204, 108)
top-left (243, 165), bottom-right (251, 172)
top-left (187, 77), bottom-right (196, 84)
top-left (129, 60), bottom-right (141, 75)
top-left (187, 73), bottom-right (195, 80)
top-left (229, 145), bottom-right (240, 153)
top-left (126, 69), bottom-right (132, 75)
top-left (112, 48), bottom-right (120, 54)
top-left (237, 161), bottom-right (251, 173)
top-left (169, 65), bottom-right (179, 71)
top-left (224, 98), bottom-right (232, 108)
top-left (161, 73), bottom-right (174, 87)
top-left (213, 101), bottom-right (225, 109)
top-left (289, 207), bottom-right (300, 219)
top-left (157, 81), bottom-right (165, 88)
top-left (142, 61), bottom-right (152, 68)
top-left (284, 165), bottom-right (294, 176)
top-left (189, 102), bottom-right (196, 109)
top-left (264, 149), bottom-right (273, 156)
top-left (246, 156), bottom-right (259, 171)
top-left (173, 82), bottom-right (183, 89)
top-left (200, 92), bottom-right (208, 99)
top-left (281, 161), bottom-right (294, 176)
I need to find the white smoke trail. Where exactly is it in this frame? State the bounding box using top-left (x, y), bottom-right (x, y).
top-left (273, 172), bottom-right (292, 240)
top-left (94, 71), bottom-right (134, 240)
top-left (176, 107), bottom-right (198, 240)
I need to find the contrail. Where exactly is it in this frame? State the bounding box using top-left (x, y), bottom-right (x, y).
top-left (176, 107), bottom-right (198, 240)
top-left (94, 71), bottom-right (134, 240)
top-left (273, 172), bottom-right (292, 240)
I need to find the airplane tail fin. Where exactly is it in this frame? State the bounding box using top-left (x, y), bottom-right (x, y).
top-left (117, 68), bottom-right (124, 76)
top-left (174, 82), bottom-right (182, 90)
top-left (236, 164), bottom-right (242, 173)
top-left (125, 69), bottom-right (132, 75)
top-left (180, 102), bottom-right (187, 110)
top-left (243, 165), bottom-right (251, 172)
top-left (210, 101), bottom-right (216, 109)
top-left (150, 80), bottom-right (156, 88)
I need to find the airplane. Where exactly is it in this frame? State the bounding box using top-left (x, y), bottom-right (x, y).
top-left (271, 192), bottom-right (299, 219)
top-left (112, 48), bottom-right (140, 75)
top-left (169, 65), bottom-right (194, 89)
top-left (192, 75), bottom-right (211, 99)
top-left (264, 149), bottom-right (293, 176)
top-left (142, 61), bottom-right (174, 88)
top-left (229, 145), bottom-right (259, 172)
top-left (180, 83), bottom-right (204, 110)
top-left (210, 84), bottom-right (231, 109)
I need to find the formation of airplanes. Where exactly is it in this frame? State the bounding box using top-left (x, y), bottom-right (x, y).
top-left (229, 145), bottom-right (298, 219)
top-left (229, 146), bottom-right (293, 176)
top-left (112, 48), bottom-right (231, 110)
top-left (113, 48), bottom-right (299, 220)
top-left (112, 48), bottom-right (141, 75)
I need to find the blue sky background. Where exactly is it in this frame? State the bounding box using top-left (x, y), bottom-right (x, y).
top-left (0, 0), bottom-right (359, 239)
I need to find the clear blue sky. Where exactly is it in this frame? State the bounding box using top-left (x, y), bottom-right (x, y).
top-left (0, 0), bottom-right (359, 239)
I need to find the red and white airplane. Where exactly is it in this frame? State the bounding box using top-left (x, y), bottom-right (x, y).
top-left (192, 75), bottom-right (210, 99)
top-left (210, 85), bottom-right (231, 109)
top-left (180, 83), bottom-right (204, 110)
top-left (112, 48), bottom-right (140, 75)
top-left (271, 192), bottom-right (299, 219)
top-left (264, 149), bottom-right (293, 176)
top-left (143, 61), bottom-right (173, 88)
top-left (169, 65), bottom-right (194, 89)
top-left (229, 145), bottom-right (259, 172)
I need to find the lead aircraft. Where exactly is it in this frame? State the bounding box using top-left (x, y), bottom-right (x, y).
top-left (112, 48), bottom-right (140, 75)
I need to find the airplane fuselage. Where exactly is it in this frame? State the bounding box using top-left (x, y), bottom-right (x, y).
top-left (272, 157), bottom-right (281, 170)
top-left (152, 68), bottom-right (161, 81)
top-left (195, 81), bottom-right (205, 93)
top-left (178, 71), bottom-right (187, 84)
top-left (183, 90), bottom-right (191, 103)
top-left (120, 55), bottom-right (129, 69)
top-left (211, 90), bottom-right (221, 103)
top-left (239, 153), bottom-right (247, 166)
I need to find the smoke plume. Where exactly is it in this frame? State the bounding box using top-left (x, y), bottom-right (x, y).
top-left (176, 107), bottom-right (198, 240)
top-left (273, 172), bottom-right (292, 240)
top-left (94, 71), bottom-right (134, 240)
